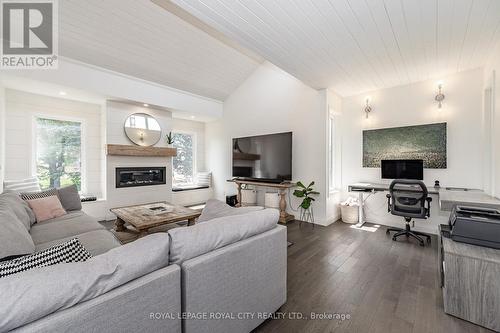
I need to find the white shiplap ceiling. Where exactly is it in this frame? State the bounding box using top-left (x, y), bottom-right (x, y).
top-left (170, 0), bottom-right (500, 96)
top-left (59, 0), bottom-right (262, 100)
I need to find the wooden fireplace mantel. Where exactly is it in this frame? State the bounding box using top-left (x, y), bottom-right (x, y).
top-left (106, 144), bottom-right (177, 157)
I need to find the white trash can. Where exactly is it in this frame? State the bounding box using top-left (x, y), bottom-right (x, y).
top-left (340, 197), bottom-right (359, 224)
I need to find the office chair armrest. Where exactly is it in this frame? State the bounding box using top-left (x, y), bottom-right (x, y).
top-left (425, 197), bottom-right (432, 217)
top-left (386, 194), bottom-right (391, 212)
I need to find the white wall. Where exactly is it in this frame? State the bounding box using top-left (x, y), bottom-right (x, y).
top-left (206, 62), bottom-right (335, 225)
top-left (341, 68), bottom-right (484, 189)
top-left (3, 89), bottom-right (104, 197)
top-left (172, 118), bottom-right (206, 172)
top-left (341, 68), bottom-right (484, 233)
top-left (0, 86), bottom-right (5, 193)
top-left (484, 43), bottom-right (500, 199)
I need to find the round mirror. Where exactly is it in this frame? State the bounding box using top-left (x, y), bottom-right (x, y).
top-left (124, 113), bottom-right (162, 146)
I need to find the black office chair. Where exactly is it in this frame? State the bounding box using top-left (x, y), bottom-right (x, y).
top-left (386, 179), bottom-right (432, 246)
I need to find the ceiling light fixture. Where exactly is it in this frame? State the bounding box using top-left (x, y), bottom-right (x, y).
top-left (59, 91), bottom-right (67, 96)
top-left (143, 103), bottom-right (149, 107)
top-left (435, 84), bottom-right (445, 109)
top-left (364, 97), bottom-right (372, 119)
top-left (190, 115), bottom-right (195, 119)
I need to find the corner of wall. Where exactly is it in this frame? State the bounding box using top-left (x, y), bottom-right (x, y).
top-left (0, 86), bottom-right (5, 192)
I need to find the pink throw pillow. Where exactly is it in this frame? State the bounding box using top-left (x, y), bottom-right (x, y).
top-left (27, 195), bottom-right (67, 222)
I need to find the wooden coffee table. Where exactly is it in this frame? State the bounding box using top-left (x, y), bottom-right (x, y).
top-left (110, 202), bottom-right (201, 243)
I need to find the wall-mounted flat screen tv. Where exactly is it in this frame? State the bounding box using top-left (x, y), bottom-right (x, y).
top-left (381, 159), bottom-right (424, 180)
top-left (232, 132), bottom-right (292, 183)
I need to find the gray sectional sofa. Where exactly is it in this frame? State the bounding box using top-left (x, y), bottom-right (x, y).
top-left (0, 194), bottom-right (287, 333)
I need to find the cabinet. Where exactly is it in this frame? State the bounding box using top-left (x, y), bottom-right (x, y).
top-left (439, 226), bottom-right (500, 331)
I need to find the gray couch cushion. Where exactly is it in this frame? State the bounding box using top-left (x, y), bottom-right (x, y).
top-left (0, 192), bottom-right (36, 229)
top-left (57, 185), bottom-right (82, 211)
top-left (168, 208), bottom-right (279, 264)
top-left (0, 210), bottom-right (35, 260)
top-left (0, 233), bottom-right (170, 332)
top-left (36, 230), bottom-right (120, 256)
top-left (197, 199), bottom-right (264, 223)
top-left (30, 211), bottom-right (104, 245)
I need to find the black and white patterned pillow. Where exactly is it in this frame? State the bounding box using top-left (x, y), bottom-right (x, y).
top-left (20, 188), bottom-right (58, 201)
top-left (0, 238), bottom-right (92, 278)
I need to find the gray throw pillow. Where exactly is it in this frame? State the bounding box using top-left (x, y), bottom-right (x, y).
top-left (197, 199), bottom-right (264, 223)
top-left (0, 210), bottom-right (35, 260)
top-left (0, 193), bottom-right (36, 229)
top-left (57, 185), bottom-right (82, 211)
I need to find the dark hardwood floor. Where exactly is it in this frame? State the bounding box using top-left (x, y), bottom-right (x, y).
top-left (254, 221), bottom-right (493, 333)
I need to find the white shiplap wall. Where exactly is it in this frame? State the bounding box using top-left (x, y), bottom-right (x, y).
top-left (171, 0), bottom-right (500, 97)
top-left (4, 90), bottom-right (104, 197)
top-left (102, 101), bottom-right (174, 219)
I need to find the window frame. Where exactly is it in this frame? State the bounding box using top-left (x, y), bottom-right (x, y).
top-left (328, 112), bottom-right (335, 193)
top-left (328, 108), bottom-right (341, 195)
top-left (32, 114), bottom-right (87, 193)
top-left (171, 130), bottom-right (197, 186)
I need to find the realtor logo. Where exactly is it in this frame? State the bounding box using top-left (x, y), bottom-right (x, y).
top-left (1, 0), bottom-right (58, 69)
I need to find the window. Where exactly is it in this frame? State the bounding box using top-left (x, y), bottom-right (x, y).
top-left (172, 132), bottom-right (195, 186)
top-left (35, 117), bottom-right (82, 190)
top-left (328, 109), bottom-right (341, 193)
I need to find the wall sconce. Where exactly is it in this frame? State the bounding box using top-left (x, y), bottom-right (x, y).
top-left (435, 84), bottom-right (445, 109)
top-left (364, 97), bottom-right (372, 119)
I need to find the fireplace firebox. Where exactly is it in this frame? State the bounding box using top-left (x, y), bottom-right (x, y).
top-left (116, 167), bottom-right (166, 188)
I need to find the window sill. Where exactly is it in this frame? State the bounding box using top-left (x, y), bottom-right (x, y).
top-left (81, 198), bottom-right (106, 204)
top-left (172, 185), bottom-right (210, 192)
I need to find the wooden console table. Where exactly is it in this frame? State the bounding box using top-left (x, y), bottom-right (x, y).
top-left (227, 179), bottom-right (295, 224)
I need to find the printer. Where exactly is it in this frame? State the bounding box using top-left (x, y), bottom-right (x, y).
top-left (449, 205), bottom-right (500, 249)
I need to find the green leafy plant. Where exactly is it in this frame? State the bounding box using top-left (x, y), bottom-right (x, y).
top-left (165, 131), bottom-right (174, 145)
top-left (293, 181), bottom-right (319, 209)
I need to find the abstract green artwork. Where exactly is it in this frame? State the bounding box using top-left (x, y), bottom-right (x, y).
top-left (363, 122), bottom-right (447, 168)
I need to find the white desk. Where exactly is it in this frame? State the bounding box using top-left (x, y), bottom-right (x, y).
top-left (348, 183), bottom-right (500, 228)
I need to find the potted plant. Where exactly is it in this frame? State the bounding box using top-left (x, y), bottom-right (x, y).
top-left (293, 181), bottom-right (319, 226)
top-left (165, 132), bottom-right (174, 147)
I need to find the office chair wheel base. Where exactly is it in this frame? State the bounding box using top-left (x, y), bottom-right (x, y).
top-left (389, 229), bottom-right (430, 246)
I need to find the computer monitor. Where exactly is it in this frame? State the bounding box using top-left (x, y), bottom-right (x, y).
top-left (381, 159), bottom-right (423, 180)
